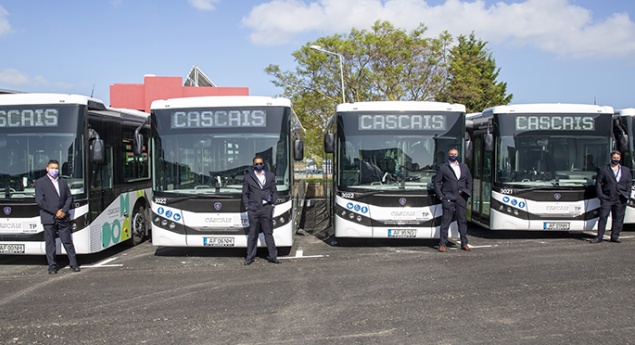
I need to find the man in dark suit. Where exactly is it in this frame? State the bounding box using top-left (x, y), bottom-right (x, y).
top-left (34, 159), bottom-right (80, 274)
top-left (434, 147), bottom-right (473, 252)
top-left (242, 156), bottom-right (279, 265)
top-left (591, 150), bottom-right (633, 243)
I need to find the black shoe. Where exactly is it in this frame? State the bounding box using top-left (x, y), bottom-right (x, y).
top-left (267, 257), bottom-right (281, 264)
top-left (70, 266), bottom-right (81, 272)
top-left (610, 239), bottom-right (621, 243)
top-left (589, 238), bottom-right (603, 243)
top-left (244, 259), bottom-right (255, 266)
top-left (48, 267), bottom-right (58, 274)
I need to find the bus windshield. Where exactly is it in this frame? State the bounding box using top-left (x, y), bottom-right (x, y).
top-left (152, 107), bottom-right (291, 195)
top-left (0, 105), bottom-right (84, 199)
top-left (337, 111), bottom-right (464, 191)
top-left (495, 133), bottom-right (609, 187)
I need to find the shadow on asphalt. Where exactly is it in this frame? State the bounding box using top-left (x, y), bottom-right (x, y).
top-left (0, 239), bottom-right (146, 267)
top-left (153, 246), bottom-right (247, 258)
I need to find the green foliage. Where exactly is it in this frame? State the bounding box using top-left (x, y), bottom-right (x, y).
top-left (266, 22), bottom-right (511, 155)
top-left (436, 32), bottom-right (513, 112)
top-left (265, 20), bottom-right (452, 159)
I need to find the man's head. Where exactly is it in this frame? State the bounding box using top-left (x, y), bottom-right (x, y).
top-left (46, 160), bottom-right (60, 178)
top-left (253, 156), bottom-right (265, 171)
top-left (610, 150), bottom-right (621, 165)
top-left (448, 147), bottom-right (459, 162)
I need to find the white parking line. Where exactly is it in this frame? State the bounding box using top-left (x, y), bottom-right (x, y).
top-left (280, 248), bottom-right (328, 260)
top-left (80, 257), bottom-right (123, 268)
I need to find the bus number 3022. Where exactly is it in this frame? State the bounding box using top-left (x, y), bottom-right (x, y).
top-left (340, 192), bottom-right (355, 199)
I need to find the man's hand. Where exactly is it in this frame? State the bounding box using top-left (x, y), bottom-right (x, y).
top-left (55, 209), bottom-right (65, 219)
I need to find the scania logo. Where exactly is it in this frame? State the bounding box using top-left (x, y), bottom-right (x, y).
top-left (399, 198), bottom-right (407, 206)
top-left (214, 202), bottom-right (222, 211)
top-left (554, 193), bottom-right (561, 201)
top-left (3, 207), bottom-right (11, 215)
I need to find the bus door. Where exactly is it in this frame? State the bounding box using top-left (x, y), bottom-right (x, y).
top-left (87, 113), bottom-right (117, 247)
top-left (470, 132), bottom-right (492, 226)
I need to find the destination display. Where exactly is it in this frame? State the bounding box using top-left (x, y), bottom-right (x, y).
top-left (0, 108), bottom-right (58, 127)
top-left (358, 114), bottom-right (446, 131)
top-left (515, 115), bottom-right (595, 132)
top-left (171, 110), bottom-right (267, 128)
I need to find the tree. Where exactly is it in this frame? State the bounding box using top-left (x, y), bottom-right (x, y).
top-left (265, 21), bottom-right (453, 159)
top-left (436, 33), bottom-right (512, 112)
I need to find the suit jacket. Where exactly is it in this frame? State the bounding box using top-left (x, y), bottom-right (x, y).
top-left (242, 170), bottom-right (278, 212)
top-left (34, 175), bottom-right (73, 224)
top-left (596, 164), bottom-right (633, 203)
top-left (434, 162), bottom-right (473, 204)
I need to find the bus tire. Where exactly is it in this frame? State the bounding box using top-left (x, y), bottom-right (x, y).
top-left (130, 206), bottom-right (147, 246)
top-left (278, 246), bottom-right (292, 256)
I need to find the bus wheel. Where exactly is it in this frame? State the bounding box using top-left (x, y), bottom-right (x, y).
top-left (130, 206), bottom-right (147, 246)
top-left (278, 247), bottom-right (292, 256)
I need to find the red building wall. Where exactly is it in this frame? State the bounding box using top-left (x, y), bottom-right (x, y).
top-left (110, 75), bottom-right (249, 112)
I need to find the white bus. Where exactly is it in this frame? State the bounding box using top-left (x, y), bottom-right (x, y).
top-left (0, 93), bottom-right (152, 255)
top-left (467, 103), bottom-right (615, 230)
top-left (323, 101), bottom-right (468, 239)
top-left (614, 108), bottom-right (635, 224)
top-left (150, 96), bottom-right (305, 253)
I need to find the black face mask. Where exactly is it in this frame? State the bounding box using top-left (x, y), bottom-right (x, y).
top-left (448, 155), bottom-right (458, 162)
top-left (611, 159), bottom-right (620, 165)
top-left (254, 163), bottom-right (264, 171)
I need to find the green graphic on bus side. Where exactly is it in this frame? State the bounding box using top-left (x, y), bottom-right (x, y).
top-left (101, 193), bottom-right (133, 248)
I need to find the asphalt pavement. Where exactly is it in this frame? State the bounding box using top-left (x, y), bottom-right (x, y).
top-left (0, 225), bottom-right (634, 345)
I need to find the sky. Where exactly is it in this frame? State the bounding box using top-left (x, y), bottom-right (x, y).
top-left (1, 0), bottom-right (634, 109)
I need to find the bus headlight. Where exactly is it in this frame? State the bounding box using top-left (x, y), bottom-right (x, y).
top-left (349, 213), bottom-right (355, 220)
top-left (169, 222), bottom-right (176, 229)
top-left (161, 219), bottom-right (168, 226)
top-left (356, 215), bottom-right (362, 222)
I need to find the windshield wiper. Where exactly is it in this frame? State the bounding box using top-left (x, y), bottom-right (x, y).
top-left (160, 193), bottom-right (232, 206)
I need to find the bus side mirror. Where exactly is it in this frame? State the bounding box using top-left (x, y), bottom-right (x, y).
top-left (464, 133), bottom-right (473, 160)
top-left (324, 133), bottom-right (334, 153)
top-left (133, 133), bottom-right (144, 156)
top-left (294, 140), bottom-right (304, 161)
top-left (465, 140), bottom-right (473, 160)
top-left (92, 139), bottom-right (104, 163)
top-left (619, 134), bottom-right (629, 153)
top-left (484, 133), bottom-right (494, 152)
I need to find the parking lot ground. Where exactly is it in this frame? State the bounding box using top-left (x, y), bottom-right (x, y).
top-left (0, 226), bottom-right (634, 345)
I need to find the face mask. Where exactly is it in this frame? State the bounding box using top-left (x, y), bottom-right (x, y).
top-left (48, 169), bottom-right (59, 178)
top-left (611, 159), bottom-right (620, 165)
top-left (254, 163), bottom-right (264, 171)
top-left (448, 156), bottom-right (458, 162)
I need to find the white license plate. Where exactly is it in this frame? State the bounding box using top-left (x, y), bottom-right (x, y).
top-left (0, 244), bottom-right (25, 254)
top-left (203, 237), bottom-right (235, 247)
top-left (388, 229), bottom-right (416, 238)
top-left (543, 222), bottom-right (570, 230)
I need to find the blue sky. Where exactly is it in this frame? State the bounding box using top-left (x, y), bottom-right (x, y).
top-left (1, 0), bottom-right (634, 109)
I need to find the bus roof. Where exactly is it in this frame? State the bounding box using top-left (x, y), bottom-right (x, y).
top-left (482, 103), bottom-right (614, 116)
top-left (0, 93), bottom-right (106, 109)
top-left (150, 96), bottom-right (292, 110)
top-left (336, 101), bottom-right (466, 113)
top-left (617, 108), bottom-right (635, 116)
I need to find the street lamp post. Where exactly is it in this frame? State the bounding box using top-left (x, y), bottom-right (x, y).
top-left (310, 45), bottom-right (346, 104)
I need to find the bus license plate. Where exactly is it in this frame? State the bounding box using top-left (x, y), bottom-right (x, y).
top-left (388, 229), bottom-right (416, 238)
top-left (203, 237), bottom-right (235, 247)
top-left (543, 222), bottom-right (570, 230)
top-left (0, 244), bottom-right (25, 254)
